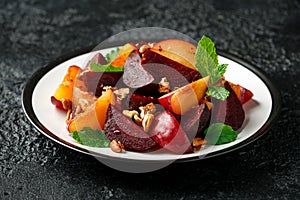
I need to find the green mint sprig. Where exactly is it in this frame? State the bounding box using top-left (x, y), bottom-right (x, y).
top-left (105, 47), bottom-right (120, 63)
top-left (195, 35), bottom-right (229, 101)
top-left (91, 48), bottom-right (123, 72)
top-left (90, 62), bottom-right (123, 72)
top-left (70, 127), bottom-right (110, 147)
top-left (204, 123), bottom-right (237, 145)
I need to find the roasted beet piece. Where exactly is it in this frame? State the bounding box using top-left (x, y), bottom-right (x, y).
top-left (133, 83), bottom-right (162, 98)
top-left (123, 52), bottom-right (154, 88)
top-left (85, 53), bottom-right (107, 69)
top-left (142, 49), bottom-right (202, 87)
top-left (104, 105), bottom-right (158, 152)
top-left (127, 93), bottom-right (159, 111)
top-left (78, 71), bottom-right (123, 96)
top-left (211, 81), bottom-right (245, 130)
top-left (180, 103), bottom-right (211, 141)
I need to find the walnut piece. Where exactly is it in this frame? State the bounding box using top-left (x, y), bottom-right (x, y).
top-left (114, 88), bottom-right (129, 101)
top-left (139, 102), bottom-right (156, 119)
top-left (122, 110), bottom-right (139, 119)
top-left (158, 77), bottom-right (170, 93)
top-left (139, 44), bottom-right (151, 54)
top-left (192, 138), bottom-right (207, 151)
top-left (74, 98), bottom-right (90, 116)
top-left (142, 113), bottom-right (154, 132)
top-left (110, 140), bottom-right (125, 153)
top-left (61, 98), bottom-right (72, 110)
top-left (133, 114), bottom-right (143, 126)
top-left (123, 103), bottom-right (156, 132)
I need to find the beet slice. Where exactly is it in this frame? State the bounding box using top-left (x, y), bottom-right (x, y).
top-left (123, 52), bottom-right (154, 88)
top-left (104, 105), bottom-right (158, 152)
top-left (127, 93), bottom-right (159, 111)
top-left (85, 53), bottom-right (107, 69)
top-left (142, 49), bottom-right (202, 87)
top-left (180, 103), bottom-right (211, 141)
top-left (211, 81), bottom-right (245, 130)
top-left (78, 71), bottom-right (123, 96)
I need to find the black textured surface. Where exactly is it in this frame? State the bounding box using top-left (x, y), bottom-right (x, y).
top-left (1, 0), bottom-right (300, 199)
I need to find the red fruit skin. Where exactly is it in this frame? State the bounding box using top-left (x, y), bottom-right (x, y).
top-left (157, 91), bottom-right (175, 112)
top-left (212, 81), bottom-right (245, 131)
top-left (239, 86), bottom-right (253, 104)
top-left (228, 82), bottom-right (253, 104)
top-left (50, 96), bottom-right (64, 110)
top-left (150, 110), bottom-right (192, 154)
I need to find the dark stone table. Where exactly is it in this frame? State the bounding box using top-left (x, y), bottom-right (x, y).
top-left (1, 0), bottom-right (299, 199)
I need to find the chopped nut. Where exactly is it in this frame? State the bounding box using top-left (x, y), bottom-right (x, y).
top-left (61, 98), bottom-right (72, 110)
top-left (74, 98), bottom-right (90, 115)
top-left (158, 77), bottom-right (170, 93)
top-left (110, 140), bottom-right (125, 153)
top-left (65, 109), bottom-right (72, 123)
top-left (75, 105), bottom-right (82, 116)
top-left (114, 88), bottom-right (129, 101)
top-left (78, 98), bottom-right (89, 111)
top-left (139, 44), bottom-right (151, 54)
top-left (122, 110), bottom-right (139, 118)
top-left (139, 103), bottom-right (156, 118)
top-left (148, 42), bottom-right (154, 48)
top-left (142, 113), bottom-right (154, 132)
top-left (192, 138), bottom-right (207, 151)
top-left (133, 114), bottom-right (142, 126)
top-left (103, 86), bottom-right (113, 92)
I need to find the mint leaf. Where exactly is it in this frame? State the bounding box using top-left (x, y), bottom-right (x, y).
top-left (204, 123), bottom-right (237, 145)
top-left (70, 127), bottom-right (110, 147)
top-left (195, 35), bottom-right (219, 79)
top-left (206, 86), bottom-right (230, 101)
top-left (195, 35), bottom-right (229, 101)
top-left (217, 64), bottom-right (228, 76)
top-left (90, 62), bottom-right (123, 72)
top-left (105, 48), bottom-right (120, 63)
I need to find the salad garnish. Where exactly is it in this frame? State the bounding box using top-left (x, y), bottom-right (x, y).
top-left (195, 35), bottom-right (229, 101)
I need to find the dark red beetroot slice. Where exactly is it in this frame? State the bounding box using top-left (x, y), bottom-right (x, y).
top-left (78, 71), bottom-right (123, 97)
top-left (212, 81), bottom-right (245, 130)
top-left (180, 103), bottom-right (211, 141)
top-left (123, 52), bottom-right (154, 88)
top-left (85, 53), bottom-right (107, 69)
top-left (104, 105), bottom-right (158, 152)
top-left (142, 49), bottom-right (202, 87)
top-left (128, 93), bottom-right (159, 111)
top-left (150, 110), bottom-right (192, 154)
top-left (133, 83), bottom-right (162, 98)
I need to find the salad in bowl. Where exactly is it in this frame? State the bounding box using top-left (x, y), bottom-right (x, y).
top-left (50, 35), bottom-right (253, 155)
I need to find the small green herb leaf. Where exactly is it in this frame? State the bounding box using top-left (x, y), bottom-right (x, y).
top-left (195, 35), bottom-right (230, 100)
top-left (195, 36), bottom-right (219, 77)
top-left (105, 48), bottom-right (120, 63)
top-left (90, 62), bottom-right (123, 72)
top-left (206, 86), bottom-right (230, 101)
top-left (217, 64), bottom-right (228, 76)
top-left (204, 123), bottom-right (237, 145)
top-left (70, 127), bottom-right (110, 147)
